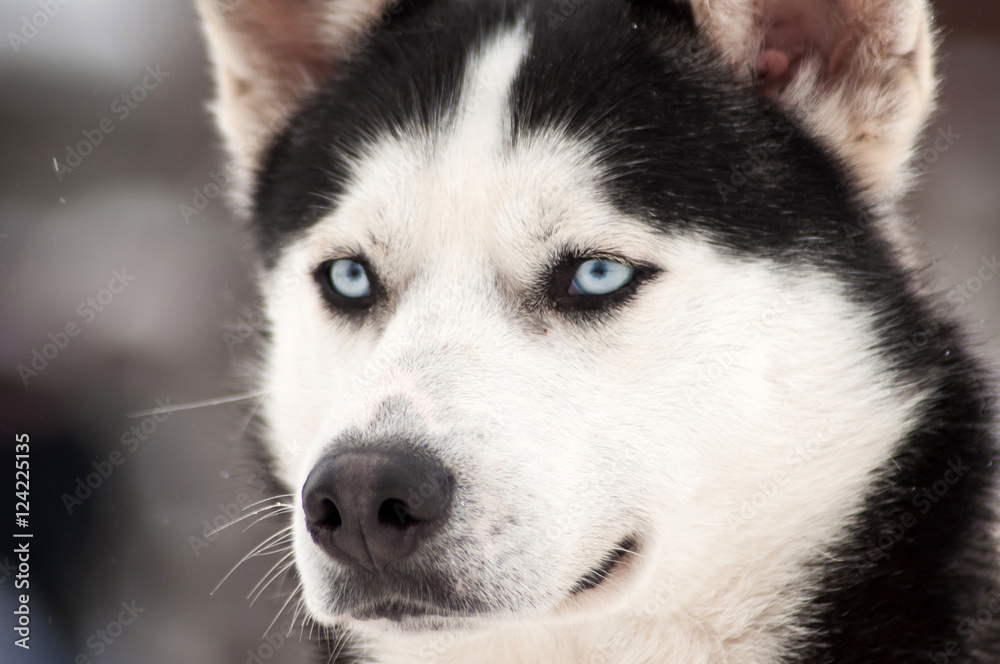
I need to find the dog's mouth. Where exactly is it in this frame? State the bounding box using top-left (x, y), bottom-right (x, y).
top-left (326, 566), bottom-right (480, 624)
top-left (326, 537), bottom-right (641, 625)
top-left (569, 536), bottom-right (639, 595)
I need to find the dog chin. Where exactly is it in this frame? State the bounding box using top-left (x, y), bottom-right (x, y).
top-left (350, 613), bottom-right (479, 634)
top-left (332, 606), bottom-right (496, 637)
top-left (305, 589), bottom-right (498, 634)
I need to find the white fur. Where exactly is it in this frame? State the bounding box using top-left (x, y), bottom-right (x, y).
top-left (250, 27), bottom-right (931, 663)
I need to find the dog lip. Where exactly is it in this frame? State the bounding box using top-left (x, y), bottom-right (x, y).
top-left (569, 536), bottom-right (638, 595)
top-left (349, 598), bottom-right (456, 621)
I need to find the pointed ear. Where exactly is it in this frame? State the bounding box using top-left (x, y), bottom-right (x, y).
top-left (196, 0), bottom-right (394, 203)
top-left (688, 0), bottom-right (937, 199)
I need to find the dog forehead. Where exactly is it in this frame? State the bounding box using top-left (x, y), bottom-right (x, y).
top-left (251, 0), bottom-right (703, 267)
top-left (304, 135), bottom-right (636, 267)
top-left (297, 27), bottom-right (660, 274)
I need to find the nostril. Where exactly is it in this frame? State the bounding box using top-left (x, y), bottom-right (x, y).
top-left (378, 498), bottom-right (418, 529)
top-left (317, 497), bottom-right (342, 530)
top-left (305, 493), bottom-right (342, 531)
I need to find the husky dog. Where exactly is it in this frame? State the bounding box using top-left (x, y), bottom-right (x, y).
top-left (196, 0), bottom-right (999, 661)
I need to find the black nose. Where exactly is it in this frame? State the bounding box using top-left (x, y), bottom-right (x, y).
top-left (302, 449), bottom-right (452, 570)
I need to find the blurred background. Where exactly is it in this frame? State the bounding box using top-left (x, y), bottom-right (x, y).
top-left (0, 1), bottom-right (997, 662)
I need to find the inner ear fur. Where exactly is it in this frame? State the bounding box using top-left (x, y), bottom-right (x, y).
top-left (196, 0), bottom-right (396, 207)
top-left (687, 0), bottom-right (938, 201)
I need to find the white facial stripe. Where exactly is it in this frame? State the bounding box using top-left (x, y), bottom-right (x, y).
top-left (446, 25), bottom-right (528, 163)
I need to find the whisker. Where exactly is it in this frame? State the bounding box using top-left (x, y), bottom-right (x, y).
top-left (251, 558), bottom-right (297, 606)
top-left (253, 534), bottom-right (294, 558)
top-left (234, 395), bottom-right (264, 442)
top-left (326, 626), bottom-right (358, 664)
top-left (611, 545), bottom-right (647, 560)
top-left (290, 596), bottom-right (307, 639)
top-left (248, 550), bottom-right (296, 601)
top-left (809, 544), bottom-right (843, 562)
top-left (309, 615), bottom-right (321, 644)
top-left (244, 506), bottom-right (295, 532)
top-left (325, 634), bottom-right (336, 664)
top-left (588, 568), bottom-right (631, 593)
top-left (126, 390), bottom-right (265, 418)
top-left (262, 578), bottom-right (301, 638)
top-left (211, 526), bottom-right (293, 595)
top-left (205, 503), bottom-right (293, 538)
top-left (242, 493), bottom-right (296, 511)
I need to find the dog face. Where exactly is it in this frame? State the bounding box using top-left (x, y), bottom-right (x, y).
top-left (199, 0), bottom-right (938, 639)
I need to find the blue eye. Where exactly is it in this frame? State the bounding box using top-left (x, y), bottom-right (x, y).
top-left (570, 259), bottom-right (635, 296)
top-left (329, 258), bottom-right (371, 299)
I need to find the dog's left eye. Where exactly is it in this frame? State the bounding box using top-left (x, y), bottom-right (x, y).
top-left (329, 259), bottom-right (371, 298)
top-left (570, 259), bottom-right (635, 296)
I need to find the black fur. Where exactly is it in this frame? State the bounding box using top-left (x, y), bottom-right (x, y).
top-left (246, 0), bottom-right (1000, 660)
top-left (791, 350), bottom-right (1000, 663)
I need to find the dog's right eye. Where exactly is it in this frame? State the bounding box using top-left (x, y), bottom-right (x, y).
top-left (546, 253), bottom-right (657, 315)
top-left (315, 258), bottom-right (376, 313)
top-left (570, 259), bottom-right (635, 296)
